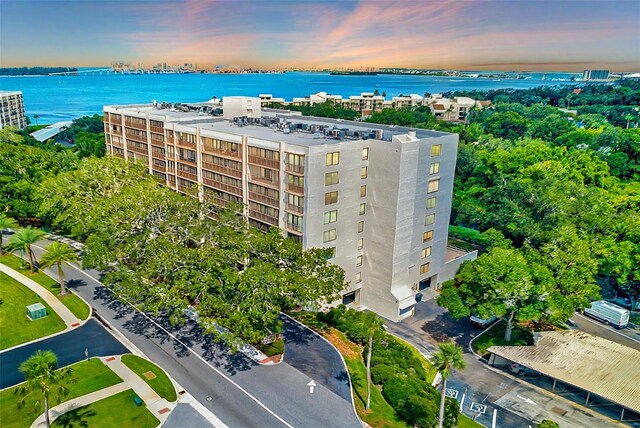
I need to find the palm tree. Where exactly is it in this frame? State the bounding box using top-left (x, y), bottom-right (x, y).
top-left (39, 242), bottom-right (79, 295)
top-left (33, 114), bottom-right (40, 126)
top-left (6, 228), bottom-right (46, 273)
top-left (0, 214), bottom-right (18, 255)
top-left (16, 350), bottom-right (75, 428)
top-left (364, 312), bottom-right (383, 411)
top-left (433, 342), bottom-right (467, 428)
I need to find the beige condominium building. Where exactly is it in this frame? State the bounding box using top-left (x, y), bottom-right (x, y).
top-left (103, 97), bottom-right (474, 321)
top-left (0, 91), bottom-right (27, 130)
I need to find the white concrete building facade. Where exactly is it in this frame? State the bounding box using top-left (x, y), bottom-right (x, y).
top-left (0, 91), bottom-right (27, 130)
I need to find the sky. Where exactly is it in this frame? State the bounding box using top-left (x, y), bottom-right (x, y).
top-left (1, 0), bottom-right (639, 71)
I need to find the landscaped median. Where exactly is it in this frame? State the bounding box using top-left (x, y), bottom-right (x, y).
top-left (0, 358), bottom-right (123, 428)
top-left (470, 319), bottom-right (534, 359)
top-left (0, 253), bottom-right (90, 321)
top-left (289, 306), bottom-right (460, 428)
top-left (121, 354), bottom-right (177, 402)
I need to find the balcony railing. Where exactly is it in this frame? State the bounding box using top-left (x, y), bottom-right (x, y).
top-left (124, 120), bottom-right (146, 130)
top-left (284, 222), bottom-right (303, 234)
top-left (250, 176), bottom-right (279, 189)
top-left (202, 161), bottom-right (242, 179)
top-left (152, 164), bottom-right (167, 172)
top-left (125, 131), bottom-right (147, 143)
top-left (177, 170), bottom-right (198, 181)
top-left (178, 183), bottom-right (198, 194)
top-left (248, 155), bottom-right (280, 170)
top-left (128, 144), bottom-right (148, 155)
top-left (248, 192), bottom-right (279, 207)
top-left (111, 128), bottom-right (122, 136)
top-left (111, 140), bottom-right (124, 148)
top-left (202, 178), bottom-right (243, 196)
top-left (202, 146), bottom-right (242, 159)
top-left (285, 203), bottom-right (304, 215)
top-left (285, 163), bottom-right (304, 175)
top-left (150, 125), bottom-right (164, 134)
top-left (248, 210), bottom-right (278, 226)
top-left (176, 139), bottom-right (197, 149)
top-left (286, 183), bottom-right (304, 195)
top-left (177, 157), bottom-right (197, 166)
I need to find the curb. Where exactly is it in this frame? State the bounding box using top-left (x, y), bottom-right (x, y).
top-left (258, 340), bottom-right (285, 365)
top-left (280, 311), bottom-right (366, 428)
top-left (467, 318), bottom-right (504, 362)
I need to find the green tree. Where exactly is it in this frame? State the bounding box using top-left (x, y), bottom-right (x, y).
top-left (0, 214), bottom-right (18, 254)
top-left (438, 247), bottom-right (550, 341)
top-left (15, 350), bottom-right (75, 428)
top-left (484, 111), bottom-right (530, 140)
top-left (527, 114), bottom-right (574, 142)
top-left (537, 420), bottom-right (560, 428)
top-left (364, 312), bottom-right (383, 411)
top-left (39, 242), bottom-right (79, 295)
top-left (432, 342), bottom-right (466, 428)
top-left (6, 228), bottom-right (46, 273)
top-left (33, 114), bottom-right (40, 126)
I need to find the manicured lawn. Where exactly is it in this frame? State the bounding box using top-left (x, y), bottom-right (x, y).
top-left (0, 271), bottom-right (66, 350)
top-left (52, 389), bottom-right (159, 428)
top-left (331, 329), bottom-right (409, 428)
top-left (457, 414), bottom-right (485, 427)
top-left (0, 253), bottom-right (90, 320)
top-left (0, 358), bottom-right (123, 428)
top-left (471, 319), bottom-right (533, 358)
top-left (257, 338), bottom-right (284, 357)
top-left (121, 354), bottom-right (177, 402)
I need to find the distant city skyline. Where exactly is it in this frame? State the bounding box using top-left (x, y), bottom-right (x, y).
top-left (1, 0), bottom-right (639, 72)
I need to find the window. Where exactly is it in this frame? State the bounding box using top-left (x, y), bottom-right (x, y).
top-left (356, 255), bottom-right (363, 266)
top-left (425, 214), bottom-right (435, 226)
top-left (431, 144), bottom-right (442, 156)
top-left (325, 191), bottom-right (338, 205)
top-left (325, 172), bottom-right (339, 185)
top-left (421, 247), bottom-right (432, 258)
top-left (430, 162), bottom-right (440, 175)
top-left (323, 228), bottom-right (337, 242)
top-left (355, 272), bottom-right (362, 283)
top-left (420, 263), bottom-right (430, 275)
top-left (423, 231), bottom-right (433, 242)
top-left (357, 238), bottom-right (364, 250)
top-left (357, 221), bottom-right (365, 233)
top-left (428, 179), bottom-right (440, 193)
top-left (360, 166), bottom-right (368, 179)
top-left (426, 197), bottom-right (437, 209)
top-left (362, 147), bottom-right (369, 160)
top-left (324, 210), bottom-right (338, 224)
top-left (360, 185), bottom-right (367, 197)
top-left (359, 203), bottom-right (366, 215)
top-left (326, 152), bottom-right (340, 166)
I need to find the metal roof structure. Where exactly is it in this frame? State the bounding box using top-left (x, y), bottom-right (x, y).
top-left (488, 330), bottom-right (640, 413)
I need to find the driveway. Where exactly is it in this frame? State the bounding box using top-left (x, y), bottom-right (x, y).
top-left (0, 319), bottom-right (129, 389)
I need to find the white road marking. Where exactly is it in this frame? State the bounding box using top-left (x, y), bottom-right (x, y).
top-left (307, 380), bottom-right (316, 394)
top-left (516, 394), bottom-right (537, 405)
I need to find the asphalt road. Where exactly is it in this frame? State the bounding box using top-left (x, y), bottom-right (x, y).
top-left (25, 239), bottom-right (361, 428)
top-left (570, 312), bottom-right (640, 350)
top-left (0, 319), bottom-right (129, 389)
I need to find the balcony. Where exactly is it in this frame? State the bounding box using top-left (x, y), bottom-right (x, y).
top-left (202, 161), bottom-right (242, 179)
top-left (177, 157), bottom-right (197, 166)
top-left (248, 210), bottom-right (278, 226)
top-left (150, 125), bottom-right (164, 134)
top-left (110, 115), bottom-right (122, 123)
top-left (284, 222), bottom-right (303, 234)
top-left (176, 138), bottom-right (197, 149)
top-left (128, 144), bottom-right (148, 155)
top-left (177, 169), bottom-right (197, 181)
top-left (285, 203), bottom-right (304, 215)
top-left (286, 182), bottom-right (304, 195)
top-left (111, 127), bottom-right (122, 136)
top-left (152, 164), bottom-right (167, 172)
top-left (202, 145), bottom-right (241, 159)
top-left (249, 191), bottom-right (279, 208)
top-left (125, 131), bottom-right (147, 143)
top-left (202, 178), bottom-right (243, 196)
top-left (124, 120), bottom-right (146, 130)
top-left (285, 162), bottom-right (304, 175)
top-left (248, 155), bottom-right (280, 170)
top-left (111, 140), bottom-right (124, 148)
top-left (249, 176), bottom-right (279, 189)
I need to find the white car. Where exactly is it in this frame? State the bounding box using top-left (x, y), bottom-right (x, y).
top-left (509, 363), bottom-right (541, 376)
top-left (469, 314), bottom-right (498, 328)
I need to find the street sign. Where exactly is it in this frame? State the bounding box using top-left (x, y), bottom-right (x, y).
top-left (445, 388), bottom-right (459, 399)
top-left (470, 402), bottom-right (487, 414)
top-left (307, 380), bottom-right (316, 394)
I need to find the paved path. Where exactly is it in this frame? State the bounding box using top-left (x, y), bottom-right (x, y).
top-left (31, 355), bottom-right (176, 427)
top-left (0, 263), bottom-right (81, 328)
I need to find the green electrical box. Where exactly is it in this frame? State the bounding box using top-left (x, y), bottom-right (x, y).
top-left (27, 303), bottom-right (47, 320)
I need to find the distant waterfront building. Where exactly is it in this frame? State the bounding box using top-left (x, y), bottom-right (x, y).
top-left (102, 99), bottom-right (476, 321)
top-left (582, 69), bottom-right (610, 81)
top-left (0, 91), bottom-right (27, 130)
top-left (425, 94), bottom-right (486, 122)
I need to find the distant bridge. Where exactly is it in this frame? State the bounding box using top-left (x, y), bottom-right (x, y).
top-left (48, 68), bottom-right (112, 75)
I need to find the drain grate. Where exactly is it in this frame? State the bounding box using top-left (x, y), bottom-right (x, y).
top-left (552, 406), bottom-right (568, 416)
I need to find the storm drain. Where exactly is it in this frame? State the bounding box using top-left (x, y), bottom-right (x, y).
top-left (552, 406), bottom-right (568, 416)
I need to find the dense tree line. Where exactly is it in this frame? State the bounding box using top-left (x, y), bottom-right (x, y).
top-left (0, 67), bottom-right (79, 76)
top-left (266, 101), bottom-right (360, 120)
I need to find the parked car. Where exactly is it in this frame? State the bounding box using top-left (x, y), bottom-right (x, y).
top-left (583, 300), bottom-right (630, 328)
top-left (509, 363), bottom-right (541, 376)
top-left (469, 314), bottom-right (498, 328)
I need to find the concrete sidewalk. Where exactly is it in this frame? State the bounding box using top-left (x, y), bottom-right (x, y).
top-left (0, 263), bottom-right (82, 328)
top-left (30, 355), bottom-right (177, 428)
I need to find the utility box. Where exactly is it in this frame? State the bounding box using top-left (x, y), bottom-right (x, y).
top-left (27, 303), bottom-right (47, 320)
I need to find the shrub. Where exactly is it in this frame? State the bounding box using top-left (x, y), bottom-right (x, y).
top-left (537, 421), bottom-right (559, 428)
top-left (370, 364), bottom-right (396, 384)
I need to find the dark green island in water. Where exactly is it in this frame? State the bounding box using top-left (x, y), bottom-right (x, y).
top-left (0, 67), bottom-right (79, 76)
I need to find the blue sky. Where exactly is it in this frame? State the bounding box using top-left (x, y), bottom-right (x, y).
top-left (1, 0), bottom-right (639, 71)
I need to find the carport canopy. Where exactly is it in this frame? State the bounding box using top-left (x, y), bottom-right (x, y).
top-left (488, 330), bottom-right (640, 414)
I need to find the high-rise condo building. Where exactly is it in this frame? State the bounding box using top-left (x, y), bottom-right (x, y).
top-left (102, 97), bottom-right (475, 321)
top-left (0, 91), bottom-right (27, 130)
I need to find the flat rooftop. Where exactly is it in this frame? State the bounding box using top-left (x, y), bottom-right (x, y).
top-left (488, 330), bottom-right (640, 412)
top-left (105, 103), bottom-right (453, 147)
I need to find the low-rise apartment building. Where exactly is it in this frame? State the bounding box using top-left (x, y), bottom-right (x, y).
top-left (0, 91), bottom-right (27, 130)
top-left (102, 98), bottom-right (472, 321)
